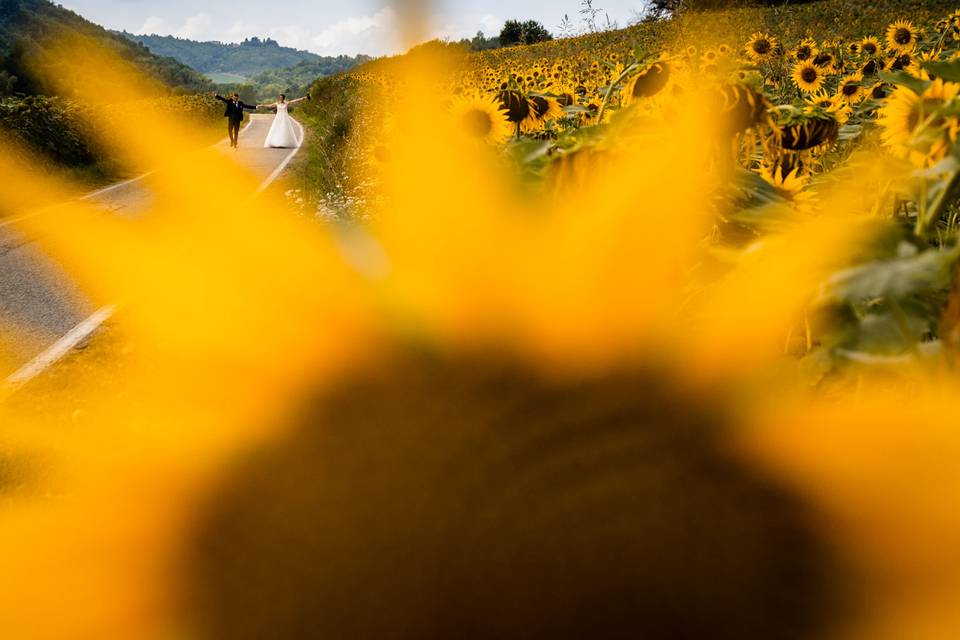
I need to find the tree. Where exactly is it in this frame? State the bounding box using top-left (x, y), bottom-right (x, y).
top-left (499, 20), bottom-right (553, 47)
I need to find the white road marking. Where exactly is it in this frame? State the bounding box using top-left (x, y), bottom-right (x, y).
top-left (2, 116), bottom-right (291, 396)
top-left (0, 119), bottom-right (256, 230)
top-left (252, 117), bottom-right (305, 198)
top-left (1, 304), bottom-right (115, 399)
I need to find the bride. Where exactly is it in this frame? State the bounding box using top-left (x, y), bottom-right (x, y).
top-left (261, 93), bottom-right (310, 149)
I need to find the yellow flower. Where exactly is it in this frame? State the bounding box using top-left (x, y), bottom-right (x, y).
top-left (886, 19), bottom-right (923, 53)
top-left (622, 60), bottom-right (671, 106)
top-left (861, 36), bottom-right (882, 57)
top-left (792, 39), bottom-right (818, 62)
top-left (878, 78), bottom-right (960, 167)
top-left (448, 94), bottom-right (513, 144)
top-left (836, 73), bottom-right (865, 103)
top-left (792, 61), bottom-right (824, 93)
top-left (746, 33), bottom-right (777, 62)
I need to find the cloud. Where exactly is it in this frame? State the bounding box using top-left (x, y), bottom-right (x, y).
top-left (479, 14), bottom-right (502, 35)
top-left (135, 16), bottom-right (167, 35)
top-left (267, 25), bottom-right (310, 49)
top-left (174, 13), bottom-right (212, 40)
top-left (312, 7), bottom-right (398, 56)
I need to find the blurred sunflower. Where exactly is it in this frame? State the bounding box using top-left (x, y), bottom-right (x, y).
top-left (623, 60), bottom-right (671, 106)
top-left (448, 95), bottom-right (513, 144)
top-left (758, 164), bottom-right (816, 212)
top-left (792, 61), bottom-right (825, 93)
top-left (886, 20), bottom-right (923, 53)
top-left (746, 33), bottom-right (777, 62)
top-left (878, 78), bottom-right (960, 167)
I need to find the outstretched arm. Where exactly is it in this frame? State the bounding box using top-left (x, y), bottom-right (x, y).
top-left (242, 102), bottom-right (259, 111)
top-left (287, 94), bottom-right (311, 105)
top-left (259, 102), bottom-right (276, 110)
top-left (214, 94), bottom-right (227, 103)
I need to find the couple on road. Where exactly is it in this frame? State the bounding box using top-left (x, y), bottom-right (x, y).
top-left (214, 92), bottom-right (311, 149)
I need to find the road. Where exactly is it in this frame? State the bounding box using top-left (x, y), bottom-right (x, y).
top-left (0, 114), bottom-right (303, 386)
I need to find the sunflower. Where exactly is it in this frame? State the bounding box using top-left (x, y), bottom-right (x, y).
top-left (10, 36), bottom-right (960, 640)
top-left (792, 39), bottom-right (818, 62)
top-left (812, 51), bottom-right (835, 68)
top-left (778, 116), bottom-right (840, 151)
top-left (717, 43), bottom-right (731, 56)
top-left (836, 73), bottom-right (864, 103)
top-left (758, 164), bottom-right (816, 212)
top-left (878, 78), bottom-right (960, 167)
top-left (861, 57), bottom-right (882, 76)
top-left (792, 61), bottom-right (825, 93)
top-left (860, 36), bottom-right (882, 57)
top-left (804, 89), bottom-right (852, 123)
top-left (622, 60), bottom-right (671, 105)
top-left (846, 41), bottom-right (860, 56)
top-left (746, 33), bottom-right (777, 62)
top-left (867, 81), bottom-right (890, 101)
top-left (886, 20), bottom-right (923, 53)
top-left (497, 89), bottom-right (537, 129)
top-left (448, 95), bottom-right (513, 144)
top-left (889, 52), bottom-right (914, 71)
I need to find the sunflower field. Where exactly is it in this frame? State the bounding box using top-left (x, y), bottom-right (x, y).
top-left (288, 2), bottom-right (960, 385)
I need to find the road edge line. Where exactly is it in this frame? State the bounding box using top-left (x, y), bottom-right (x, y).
top-left (1, 116), bottom-right (279, 396)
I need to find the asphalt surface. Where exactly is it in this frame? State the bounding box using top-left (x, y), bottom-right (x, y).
top-left (0, 114), bottom-right (300, 380)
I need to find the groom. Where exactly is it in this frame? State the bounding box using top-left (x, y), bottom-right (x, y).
top-left (214, 92), bottom-right (258, 149)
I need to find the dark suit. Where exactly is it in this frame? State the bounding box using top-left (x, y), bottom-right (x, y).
top-left (215, 95), bottom-right (257, 147)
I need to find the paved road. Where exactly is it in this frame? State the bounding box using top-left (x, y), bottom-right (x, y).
top-left (0, 114), bottom-right (302, 382)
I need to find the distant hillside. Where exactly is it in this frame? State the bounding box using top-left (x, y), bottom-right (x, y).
top-left (121, 33), bottom-right (346, 77)
top-left (0, 0), bottom-right (212, 96)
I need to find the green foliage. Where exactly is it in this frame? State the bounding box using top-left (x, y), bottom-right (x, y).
top-left (500, 20), bottom-right (554, 47)
top-left (243, 56), bottom-right (371, 102)
top-left (0, 93), bottom-right (222, 180)
top-left (120, 33), bottom-right (368, 79)
top-left (0, 0), bottom-right (212, 95)
top-left (286, 74), bottom-right (366, 218)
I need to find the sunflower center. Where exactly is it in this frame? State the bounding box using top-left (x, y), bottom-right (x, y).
top-left (797, 46), bottom-right (811, 60)
top-left (184, 351), bottom-right (849, 640)
top-left (463, 109), bottom-right (493, 138)
top-left (842, 83), bottom-right (859, 96)
top-left (752, 39), bottom-right (772, 55)
top-left (895, 27), bottom-right (913, 45)
top-left (801, 67), bottom-right (819, 83)
top-left (864, 43), bottom-right (878, 55)
top-left (631, 63), bottom-right (670, 98)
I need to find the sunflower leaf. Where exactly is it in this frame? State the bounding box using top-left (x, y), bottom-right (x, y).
top-left (922, 59), bottom-right (960, 84)
top-left (819, 247), bottom-right (960, 304)
top-left (878, 70), bottom-right (930, 95)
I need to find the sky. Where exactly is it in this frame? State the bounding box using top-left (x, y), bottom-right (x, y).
top-left (59, 0), bottom-right (651, 57)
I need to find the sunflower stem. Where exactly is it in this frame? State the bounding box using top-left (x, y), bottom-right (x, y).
top-left (597, 62), bottom-right (638, 125)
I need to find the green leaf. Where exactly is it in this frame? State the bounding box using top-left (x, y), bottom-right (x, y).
top-left (922, 59), bottom-right (960, 83)
top-left (878, 70), bottom-right (931, 95)
top-left (819, 246), bottom-right (960, 303)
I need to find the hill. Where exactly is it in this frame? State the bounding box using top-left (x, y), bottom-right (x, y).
top-left (0, 0), bottom-right (212, 96)
top-left (221, 55), bottom-right (372, 103)
top-left (119, 33), bottom-right (359, 78)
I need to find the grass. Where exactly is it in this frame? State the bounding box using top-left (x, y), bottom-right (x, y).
top-left (290, 74), bottom-right (364, 217)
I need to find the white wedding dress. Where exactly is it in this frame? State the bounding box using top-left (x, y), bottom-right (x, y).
top-left (263, 102), bottom-right (300, 149)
